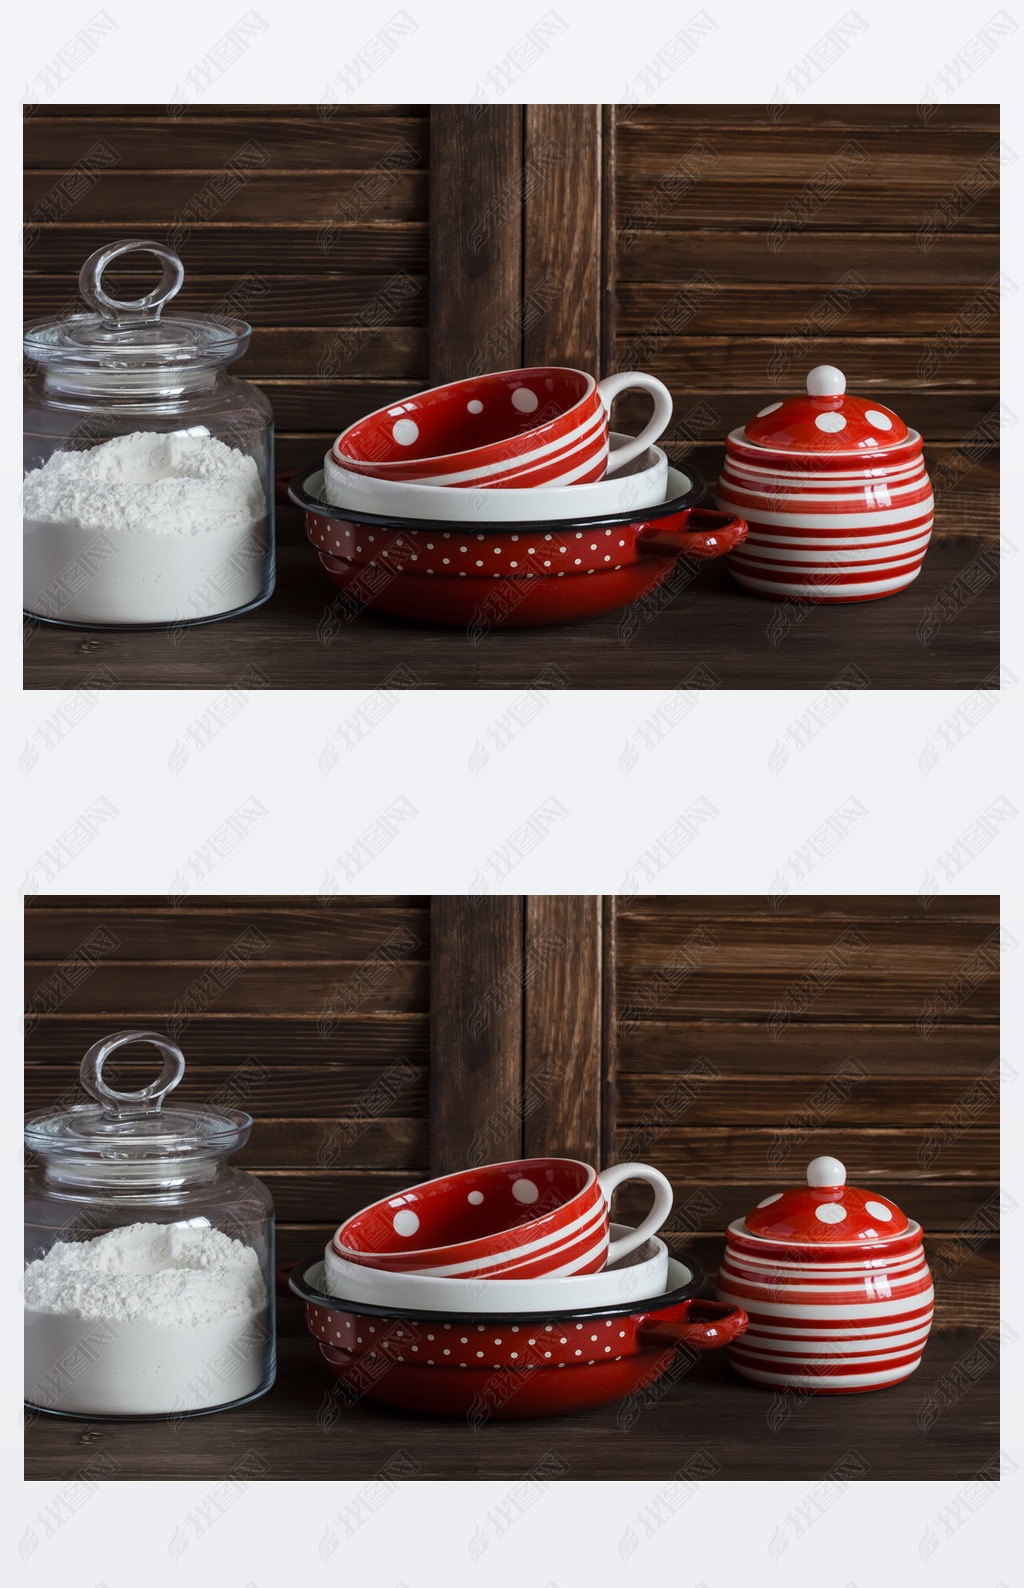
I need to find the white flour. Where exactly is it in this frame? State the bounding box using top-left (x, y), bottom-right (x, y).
top-left (22, 430), bottom-right (269, 625)
top-left (24, 1221), bottom-right (270, 1416)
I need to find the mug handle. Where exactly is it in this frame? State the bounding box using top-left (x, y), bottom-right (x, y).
top-left (597, 372), bottom-right (673, 474)
top-left (637, 1300), bottom-right (749, 1351)
top-left (598, 1162), bottom-right (674, 1265)
top-left (637, 508), bottom-right (748, 561)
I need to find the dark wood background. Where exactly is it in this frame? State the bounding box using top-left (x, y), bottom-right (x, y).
top-left (25, 894), bottom-right (998, 1329)
top-left (24, 896), bottom-right (431, 1275)
top-left (609, 105), bottom-right (1000, 540)
top-left (608, 895), bottom-right (999, 1333)
top-left (24, 103), bottom-right (430, 535)
top-left (24, 103), bottom-right (999, 548)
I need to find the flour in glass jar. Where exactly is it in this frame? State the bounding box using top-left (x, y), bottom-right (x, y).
top-left (22, 429), bottom-right (269, 625)
top-left (23, 1220), bottom-right (270, 1416)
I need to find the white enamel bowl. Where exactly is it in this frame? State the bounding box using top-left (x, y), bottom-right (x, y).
top-left (322, 433), bottom-right (670, 523)
top-left (322, 1223), bottom-right (671, 1312)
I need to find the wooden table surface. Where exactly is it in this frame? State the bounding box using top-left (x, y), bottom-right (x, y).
top-left (24, 540), bottom-right (997, 692)
top-left (25, 1330), bottom-right (996, 1483)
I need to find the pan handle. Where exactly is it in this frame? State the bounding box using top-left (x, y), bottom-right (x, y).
top-left (637, 1300), bottom-right (748, 1351)
top-left (275, 1259), bottom-right (300, 1297)
top-left (636, 508), bottom-right (747, 561)
top-left (275, 468), bottom-right (300, 504)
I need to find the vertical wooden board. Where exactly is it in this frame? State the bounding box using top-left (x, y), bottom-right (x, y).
top-left (429, 106), bottom-right (523, 384)
top-left (601, 895), bottom-right (618, 1167)
top-left (429, 897), bottom-right (524, 1171)
top-left (600, 105), bottom-right (617, 377)
top-left (522, 106), bottom-right (602, 373)
top-left (522, 897), bottom-right (602, 1164)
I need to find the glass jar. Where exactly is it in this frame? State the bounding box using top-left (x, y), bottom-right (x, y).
top-left (24, 238), bottom-right (275, 628)
top-left (24, 1031), bottom-right (276, 1420)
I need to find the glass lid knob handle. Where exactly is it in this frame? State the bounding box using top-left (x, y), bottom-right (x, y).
top-left (806, 365), bottom-right (846, 398)
top-left (79, 1030), bottom-right (186, 1118)
top-left (806, 1155), bottom-right (846, 1187)
top-left (78, 239), bottom-right (186, 330)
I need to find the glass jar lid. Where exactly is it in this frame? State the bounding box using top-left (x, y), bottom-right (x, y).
top-left (741, 1156), bottom-right (909, 1243)
top-left (24, 1031), bottom-right (251, 1176)
top-left (23, 240), bottom-right (251, 375)
top-left (741, 365), bottom-right (910, 453)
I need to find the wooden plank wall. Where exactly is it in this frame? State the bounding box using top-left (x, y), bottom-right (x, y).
top-left (609, 896), bottom-right (1000, 1329)
top-left (22, 893), bottom-right (610, 1281)
top-left (23, 894), bottom-right (999, 1328)
top-left (429, 895), bottom-right (606, 1171)
top-left (24, 895), bottom-right (431, 1272)
top-left (429, 107), bottom-right (522, 385)
top-left (23, 104), bottom-right (430, 543)
top-left (607, 105), bottom-right (1001, 541)
top-left (25, 105), bottom-right (999, 544)
top-left (430, 105), bottom-right (604, 378)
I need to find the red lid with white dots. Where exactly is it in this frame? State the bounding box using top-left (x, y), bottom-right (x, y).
top-left (742, 366), bottom-right (910, 453)
top-left (742, 1156), bottom-right (909, 1242)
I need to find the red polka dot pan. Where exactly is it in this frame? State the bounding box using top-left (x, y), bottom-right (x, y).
top-left (289, 467), bottom-right (747, 629)
top-left (289, 1258), bottom-right (747, 1420)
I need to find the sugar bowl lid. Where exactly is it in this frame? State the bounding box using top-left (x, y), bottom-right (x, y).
top-left (741, 366), bottom-right (909, 452)
top-left (742, 1156), bottom-right (909, 1242)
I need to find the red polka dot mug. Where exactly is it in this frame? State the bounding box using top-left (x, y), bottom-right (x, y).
top-left (331, 1157), bottom-right (674, 1280)
top-left (331, 366), bottom-right (672, 488)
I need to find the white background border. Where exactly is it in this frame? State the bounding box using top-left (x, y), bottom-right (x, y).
top-left (8, 1), bottom-right (1020, 1581)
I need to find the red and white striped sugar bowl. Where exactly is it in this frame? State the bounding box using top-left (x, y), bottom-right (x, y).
top-left (716, 1155), bottom-right (934, 1393)
top-left (716, 365), bottom-right (934, 602)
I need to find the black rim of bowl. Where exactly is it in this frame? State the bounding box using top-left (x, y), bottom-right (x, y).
top-left (288, 464), bottom-right (708, 533)
top-left (289, 1253), bottom-right (708, 1325)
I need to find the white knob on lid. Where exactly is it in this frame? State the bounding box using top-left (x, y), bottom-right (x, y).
top-left (806, 1155), bottom-right (846, 1187)
top-left (806, 365), bottom-right (846, 397)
